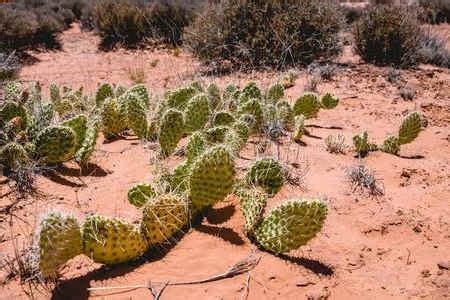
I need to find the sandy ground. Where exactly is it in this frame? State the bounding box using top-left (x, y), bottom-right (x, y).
top-left (0, 24), bottom-right (449, 300)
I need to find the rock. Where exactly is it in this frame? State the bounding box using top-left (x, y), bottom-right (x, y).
top-left (437, 261), bottom-right (450, 270)
top-left (421, 269), bottom-right (431, 278)
top-left (306, 287), bottom-right (330, 300)
top-left (0, 176), bottom-right (9, 184)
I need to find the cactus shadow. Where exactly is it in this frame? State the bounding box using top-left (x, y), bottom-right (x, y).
top-left (306, 124), bottom-right (343, 130)
top-left (195, 224), bottom-right (245, 246)
top-left (57, 163), bottom-right (111, 177)
top-left (42, 170), bottom-right (85, 188)
top-left (397, 154), bottom-right (425, 160)
top-left (205, 205), bottom-right (236, 224)
top-left (275, 253), bottom-right (334, 276)
top-left (304, 132), bottom-right (322, 140)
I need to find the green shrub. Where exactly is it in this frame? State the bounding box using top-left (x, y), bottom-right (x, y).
top-left (354, 5), bottom-right (421, 67)
top-left (0, 52), bottom-right (20, 81)
top-left (185, 0), bottom-right (343, 71)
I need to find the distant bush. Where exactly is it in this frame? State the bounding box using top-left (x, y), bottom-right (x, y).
top-left (418, 29), bottom-right (450, 68)
top-left (93, 0), bottom-right (200, 49)
top-left (418, 0), bottom-right (450, 24)
top-left (185, 0), bottom-right (343, 71)
top-left (354, 5), bottom-right (421, 67)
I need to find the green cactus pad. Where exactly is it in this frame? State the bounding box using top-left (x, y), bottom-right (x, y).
top-left (352, 131), bottom-right (377, 155)
top-left (128, 183), bottom-right (156, 208)
top-left (75, 119), bottom-right (100, 165)
top-left (205, 126), bottom-right (229, 143)
top-left (189, 145), bottom-right (235, 213)
top-left (61, 114), bottom-right (88, 151)
top-left (186, 131), bottom-right (207, 163)
top-left (95, 83), bottom-right (114, 107)
top-left (167, 161), bottom-right (191, 194)
top-left (236, 187), bottom-right (267, 234)
top-left (213, 111), bottom-right (235, 127)
top-left (321, 93), bottom-right (339, 109)
top-left (141, 193), bottom-right (189, 245)
top-left (82, 215), bottom-right (147, 265)
top-left (381, 135), bottom-right (400, 155)
top-left (292, 115), bottom-right (306, 142)
top-left (293, 93), bottom-right (320, 118)
top-left (126, 84), bottom-right (150, 108)
top-left (166, 86), bottom-right (197, 110)
top-left (206, 83), bottom-right (221, 110)
top-left (237, 99), bottom-right (263, 132)
top-left (276, 101), bottom-right (295, 131)
top-left (158, 109), bottom-right (184, 157)
top-left (36, 126), bottom-right (77, 164)
top-left (254, 199), bottom-right (327, 253)
top-left (4, 81), bottom-right (22, 102)
top-left (120, 93), bottom-right (148, 139)
top-left (241, 82), bottom-right (262, 101)
top-left (184, 94), bottom-right (210, 132)
top-left (398, 112), bottom-right (422, 145)
top-left (0, 101), bottom-right (28, 129)
top-left (232, 121), bottom-right (250, 145)
top-left (246, 158), bottom-right (285, 196)
top-left (190, 80), bottom-right (205, 92)
top-left (49, 83), bottom-right (61, 104)
top-left (38, 212), bottom-right (83, 278)
top-left (266, 83), bottom-right (284, 103)
top-left (223, 84), bottom-right (238, 101)
top-left (101, 98), bottom-right (127, 139)
top-left (0, 142), bottom-right (29, 169)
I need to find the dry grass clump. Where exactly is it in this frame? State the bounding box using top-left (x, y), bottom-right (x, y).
top-left (346, 164), bottom-right (384, 196)
top-left (185, 0), bottom-right (343, 71)
top-left (324, 134), bottom-right (347, 154)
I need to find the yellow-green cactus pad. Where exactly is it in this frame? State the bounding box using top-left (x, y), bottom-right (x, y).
top-left (246, 158), bottom-right (285, 196)
top-left (0, 142), bottom-right (29, 169)
top-left (266, 83), bottom-right (284, 103)
top-left (184, 94), bottom-right (210, 132)
top-left (236, 187), bottom-right (267, 235)
top-left (277, 101), bottom-right (295, 131)
top-left (398, 112), bottom-right (422, 145)
top-left (320, 93), bottom-right (339, 109)
top-left (293, 92), bottom-right (320, 118)
top-left (36, 126), bottom-right (77, 164)
top-left (75, 119), bottom-right (100, 165)
top-left (0, 101), bottom-right (28, 129)
top-left (95, 83), bottom-right (114, 107)
top-left (128, 183), bottom-right (156, 208)
top-left (61, 114), bottom-right (88, 151)
top-left (166, 86), bottom-right (198, 110)
top-left (82, 215), bottom-right (147, 265)
top-left (206, 83), bottom-right (221, 110)
top-left (189, 145), bottom-right (235, 213)
top-left (141, 193), bottom-right (189, 245)
top-left (186, 131), bottom-right (206, 163)
top-left (101, 98), bottom-right (127, 139)
top-left (254, 199), bottom-right (327, 254)
top-left (38, 212), bottom-right (83, 278)
top-left (158, 109), bottom-right (184, 157)
top-left (381, 135), bottom-right (400, 155)
top-left (213, 111), bottom-right (235, 127)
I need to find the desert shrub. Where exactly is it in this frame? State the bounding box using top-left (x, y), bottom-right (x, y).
top-left (418, 0), bottom-right (450, 24)
top-left (185, 0), bottom-right (343, 71)
top-left (0, 52), bottom-right (20, 81)
top-left (354, 5), bottom-right (421, 68)
top-left (342, 5), bottom-right (364, 24)
top-left (418, 29), bottom-right (450, 68)
top-left (93, 0), bottom-right (200, 49)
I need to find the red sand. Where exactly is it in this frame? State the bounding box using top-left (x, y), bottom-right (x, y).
top-left (0, 24), bottom-right (449, 299)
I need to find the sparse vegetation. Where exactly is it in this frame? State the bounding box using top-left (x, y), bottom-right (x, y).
top-left (324, 134), bottom-right (347, 154)
top-left (346, 164), bottom-right (384, 196)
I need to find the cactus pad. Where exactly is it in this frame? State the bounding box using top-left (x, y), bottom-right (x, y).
top-left (398, 112), bottom-right (422, 145)
top-left (213, 111), bottom-right (235, 127)
top-left (36, 126), bottom-right (77, 164)
top-left (75, 119), bottom-right (100, 165)
top-left (38, 212), bottom-right (83, 278)
top-left (101, 98), bottom-right (127, 139)
top-left (276, 101), bottom-right (295, 130)
top-left (128, 183), bottom-right (156, 208)
top-left (126, 84), bottom-right (150, 108)
top-left (381, 135), bottom-right (400, 155)
top-left (121, 93), bottom-right (148, 139)
top-left (236, 187), bottom-right (267, 235)
top-left (61, 114), bottom-right (88, 151)
top-left (293, 93), bottom-right (320, 118)
top-left (189, 145), bottom-right (235, 213)
top-left (320, 93), bottom-right (339, 109)
top-left (246, 158), bottom-right (285, 196)
top-left (206, 83), bottom-right (221, 110)
top-left (166, 86), bottom-right (197, 110)
top-left (0, 101), bottom-right (28, 129)
top-left (158, 109), bottom-right (184, 157)
top-left (292, 115), bottom-right (306, 142)
top-left (186, 131), bottom-right (206, 163)
top-left (95, 83), bottom-right (114, 107)
top-left (0, 142), bottom-right (29, 169)
top-left (82, 215), bottom-right (147, 265)
top-left (184, 94), bottom-right (210, 132)
top-left (266, 83), bottom-right (284, 103)
top-left (141, 194), bottom-right (189, 244)
top-left (254, 199), bottom-right (327, 253)
top-left (237, 99), bottom-right (263, 132)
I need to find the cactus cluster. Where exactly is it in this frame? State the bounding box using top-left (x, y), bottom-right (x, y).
top-left (293, 92), bottom-right (339, 119)
top-left (354, 112), bottom-right (423, 156)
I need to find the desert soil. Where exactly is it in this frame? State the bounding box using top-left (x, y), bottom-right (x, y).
top-left (0, 24), bottom-right (449, 300)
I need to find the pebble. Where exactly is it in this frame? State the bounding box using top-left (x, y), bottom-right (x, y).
top-left (437, 261), bottom-right (450, 270)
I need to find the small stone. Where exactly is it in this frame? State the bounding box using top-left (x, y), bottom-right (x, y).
top-left (437, 261), bottom-right (450, 270)
top-left (0, 176), bottom-right (9, 184)
top-left (421, 269), bottom-right (431, 278)
top-left (59, 196), bottom-right (64, 200)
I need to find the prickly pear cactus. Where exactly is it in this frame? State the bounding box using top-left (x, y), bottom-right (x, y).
top-left (213, 111), bottom-right (235, 127)
top-left (75, 119), bottom-right (100, 166)
top-left (266, 83), bottom-right (284, 103)
top-left (49, 83), bottom-right (61, 104)
top-left (381, 135), bottom-right (400, 155)
top-left (36, 126), bottom-right (77, 164)
top-left (120, 93), bottom-right (148, 139)
top-left (205, 126), bottom-right (229, 143)
top-left (352, 131), bottom-right (377, 156)
top-left (38, 212), bottom-right (83, 278)
top-left (254, 199), bottom-right (327, 254)
top-left (101, 98), bottom-right (127, 139)
top-left (61, 114), bottom-right (88, 151)
top-left (183, 94), bottom-right (210, 132)
top-left (167, 161), bottom-right (191, 194)
top-left (82, 215), bottom-right (147, 265)
top-left (158, 109), bottom-right (184, 157)
top-left (398, 112), bottom-right (422, 145)
top-left (186, 131), bottom-right (206, 163)
top-left (321, 93), bottom-right (339, 109)
top-left (246, 158), bottom-right (285, 196)
top-left (128, 183), bottom-right (156, 208)
top-left (95, 83), bottom-right (114, 107)
top-left (293, 115), bottom-right (305, 142)
top-left (0, 142), bottom-right (29, 169)
top-left (166, 86), bottom-right (197, 110)
top-left (276, 101), bottom-right (295, 130)
top-left (141, 194), bottom-right (189, 244)
top-left (206, 83), bottom-right (221, 110)
top-left (232, 120), bottom-right (249, 145)
top-left (27, 103), bottom-right (55, 140)
top-left (126, 84), bottom-right (150, 108)
top-left (223, 84), bottom-right (238, 101)
top-left (189, 145), bottom-right (235, 213)
top-left (293, 93), bottom-right (320, 118)
top-left (190, 80), bottom-right (204, 92)
top-left (237, 99), bottom-right (263, 132)
top-left (4, 81), bottom-right (22, 102)
top-left (115, 85), bottom-right (127, 97)
top-left (0, 101), bottom-right (28, 129)
top-left (241, 82), bottom-right (262, 101)
top-left (236, 187), bottom-right (267, 234)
